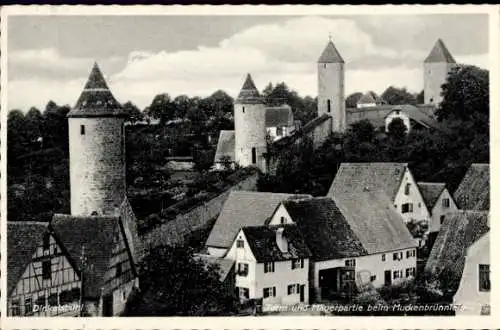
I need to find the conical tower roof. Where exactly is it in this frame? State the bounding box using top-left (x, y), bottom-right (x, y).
top-left (318, 40), bottom-right (344, 63)
top-left (236, 73), bottom-right (263, 104)
top-left (424, 39), bottom-right (456, 64)
top-left (67, 62), bottom-right (126, 118)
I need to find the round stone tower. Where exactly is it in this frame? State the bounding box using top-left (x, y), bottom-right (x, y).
top-left (424, 39), bottom-right (457, 106)
top-left (234, 73), bottom-right (267, 172)
top-left (67, 62), bottom-right (128, 216)
top-left (317, 38), bottom-right (345, 133)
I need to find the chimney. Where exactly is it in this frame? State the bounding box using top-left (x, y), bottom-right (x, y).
top-left (276, 227), bottom-right (288, 253)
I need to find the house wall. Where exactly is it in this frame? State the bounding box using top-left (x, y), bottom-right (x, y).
top-left (454, 234), bottom-right (490, 315)
top-left (8, 233), bottom-right (81, 316)
top-left (385, 112), bottom-right (411, 133)
top-left (111, 279), bottom-right (137, 316)
top-left (429, 189), bottom-right (458, 233)
top-left (145, 172), bottom-right (258, 250)
top-left (267, 125), bottom-right (294, 142)
top-left (357, 102), bottom-right (376, 109)
top-left (312, 249), bottom-right (417, 301)
top-left (268, 204), bottom-right (294, 225)
top-left (68, 117), bottom-right (126, 217)
top-left (394, 168), bottom-right (430, 223)
top-left (306, 118), bottom-right (333, 149)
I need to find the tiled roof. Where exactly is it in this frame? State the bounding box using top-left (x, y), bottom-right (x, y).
top-left (266, 105), bottom-right (294, 127)
top-left (346, 105), bottom-right (394, 129)
top-left (318, 40), bottom-right (344, 63)
top-left (283, 197), bottom-right (367, 261)
top-left (357, 92), bottom-right (376, 105)
top-left (7, 222), bottom-right (50, 296)
top-left (328, 162), bottom-right (407, 201)
top-left (453, 163), bottom-right (490, 211)
top-left (302, 114), bottom-right (331, 134)
top-left (386, 105), bottom-right (441, 130)
top-left (242, 224), bottom-right (311, 262)
top-left (205, 191), bottom-right (311, 249)
top-left (51, 214), bottom-right (131, 299)
top-left (332, 192), bottom-right (418, 254)
top-left (194, 254), bottom-right (235, 281)
top-left (417, 182), bottom-right (446, 209)
top-left (425, 211), bottom-right (489, 289)
top-left (236, 74), bottom-right (263, 104)
top-left (214, 130), bottom-right (235, 163)
top-left (67, 62), bottom-right (127, 118)
top-left (424, 39), bottom-right (456, 64)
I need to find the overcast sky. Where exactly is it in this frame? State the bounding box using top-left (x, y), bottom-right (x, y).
top-left (8, 14), bottom-right (489, 111)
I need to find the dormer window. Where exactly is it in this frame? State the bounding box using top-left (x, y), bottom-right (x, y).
top-left (236, 239), bottom-right (244, 248)
top-left (395, 110), bottom-right (401, 115)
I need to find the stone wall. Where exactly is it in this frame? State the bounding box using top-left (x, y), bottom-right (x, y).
top-left (142, 172), bottom-right (259, 249)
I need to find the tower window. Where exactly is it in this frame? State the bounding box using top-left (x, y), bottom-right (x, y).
top-left (80, 125), bottom-right (85, 135)
top-left (327, 99), bottom-right (331, 113)
top-left (251, 148), bottom-right (256, 164)
top-left (242, 106), bottom-right (245, 113)
top-left (324, 64), bottom-right (326, 68)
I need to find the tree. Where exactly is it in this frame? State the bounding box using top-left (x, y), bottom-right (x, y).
top-left (387, 118), bottom-right (407, 139)
top-left (345, 92), bottom-right (363, 108)
top-left (200, 90), bottom-right (234, 119)
top-left (146, 93), bottom-right (176, 125)
top-left (123, 101), bottom-right (144, 124)
top-left (172, 95), bottom-right (191, 119)
top-left (381, 86), bottom-right (417, 105)
top-left (123, 245), bottom-right (238, 316)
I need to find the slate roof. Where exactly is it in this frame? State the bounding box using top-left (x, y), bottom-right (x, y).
top-left (424, 39), bottom-right (456, 64)
top-left (214, 130), bottom-right (235, 162)
top-left (283, 197), bottom-right (367, 261)
top-left (51, 214), bottom-right (133, 299)
top-left (7, 222), bottom-right (50, 296)
top-left (357, 92), bottom-right (377, 105)
top-left (385, 105), bottom-right (440, 130)
top-left (332, 192), bottom-right (418, 254)
top-left (236, 74), bottom-right (263, 104)
top-left (318, 40), bottom-right (344, 63)
top-left (194, 254), bottom-right (235, 281)
top-left (417, 182), bottom-right (446, 209)
top-left (205, 191), bottom-right (312, 249)
top-left (453, 163), bottom-right (490, 211)
top-left (241, 224), bottom-right (312, 262)
top-left (328, 162), bottom-right (408, 201)
top-left (67, 62), bottom-right (127, 118)
top-left (425, 211), bottom-right (489, 289)
top-left (266, 105), bottom-right (294, 127)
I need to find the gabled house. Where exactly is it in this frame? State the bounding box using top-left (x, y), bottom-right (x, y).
top-left (417, 182), bottom-right (458, 234)
top-left (425, 211), bottom-right (489, 297)
top-left (265, 105), bottom-right (295, 142)
top-left (272, 194), bottom-right (417, 302)
top-left (205, 191), bottom-right (311, 257)
top-left (453, 163), bottom-right (489, 211)
top-left (224, 224), bottom-right (311, 308)
top-left (328, 163), bottom-right (430, 223)
top-left (384, 105), bottom-right (440, 134)
top-left (7, 222), bottom-right (81, 316)
top-left (453, 231), bottom-right (490, 315)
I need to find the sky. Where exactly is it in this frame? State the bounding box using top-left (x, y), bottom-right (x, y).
top-left (7, 14), bottom-right (489, 112)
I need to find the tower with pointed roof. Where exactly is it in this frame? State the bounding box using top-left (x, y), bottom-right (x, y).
top-left (424, 39), bottom-right (457, 106)
top-left (67, 63), bottom-right (128, 216)
top-left (317, 39), bottom-right (345, 132)
top-left (234, 73), bottom-right (267, 172)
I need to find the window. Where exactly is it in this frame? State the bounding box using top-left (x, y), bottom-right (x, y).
top-left (276, 126), bottom-right (283, 136)
top-left (263, 287), bottom-right (276, 298)
top-left (264, 262), bottom-right (275, 273)
top-left (238, 287), bottom-right (249, 299)
top-left (327, 99), bottom-right (331, 113)
top-left (292, 259), bottom-right (304, 269)
top-left (43, 232), bottom-right (50, 251)
top-left (287, 284), bottom-right (300, 295)
top-left (237, 262), bottom-right (249, 277)
top-left (242, 106), bottom-right (245, 113)
top-left (345, 259), bottom-right (356, 267)
top-left (406, 250), bottom-right (411, 258)
top-left (80, 125), bottom-right (85, 135)
top-left (370, 275), bottom-right (376, 282)
top-left (401, 203), bottom-right (413, 213)
top-left (442, 198), bottom-right (450, 208)
top-left (251, 148), bottom-right (256, 164)
top-left (393, 252), bottom-right (403, 261)
top-left (42, 260), bottom-right (51, 280)
top-left (430, 98), bottom-right (434, 103)
top-left (280, 216), bottom-right (286, 224)
top-left (479, 264), bottom-right (490, 292)
top-left (24, 298), bottom-right (33, 315)
top-left (48, 293), bottom-right (58, 306)
top-left (237, 239), bottom-right (244, 248)
top-left (11, 299), bottom-right (20, 316)
top-left (116, 262), bottom-right (122, 276)
top-left (393, 270), bottom-right (403, 279)
top-left (404, 183), bottom-right (411, 195)
top-left (382, 254), bottom-right (386, 262)
top-left (440, 215), bottom-right (446, 225)
top-left (35, 295), bottom-right (46, 307)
